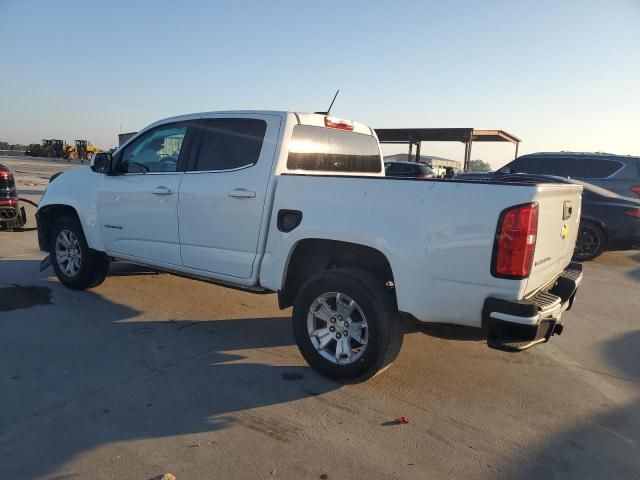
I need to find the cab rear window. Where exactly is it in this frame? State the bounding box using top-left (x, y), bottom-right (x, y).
top-left (287, 125), bottom-right (382, 173)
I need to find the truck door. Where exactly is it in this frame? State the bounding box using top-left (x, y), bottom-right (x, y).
top-left (98, 122), bottom-right (195, 265)
top-left (178, 114), bottom-right (281, 279)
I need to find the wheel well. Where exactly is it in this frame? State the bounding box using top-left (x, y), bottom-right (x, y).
top-left (37, 204), bottom-right (80, 251)
top-left (278, 239), bottom-right (395, 309)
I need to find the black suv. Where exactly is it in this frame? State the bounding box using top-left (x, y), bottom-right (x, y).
top-left (497, 152), bottom-right (640, 198)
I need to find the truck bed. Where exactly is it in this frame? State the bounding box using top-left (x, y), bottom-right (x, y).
top-left (261, 175), bottom-right (582, 328)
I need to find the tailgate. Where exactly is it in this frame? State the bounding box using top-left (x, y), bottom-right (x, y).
top-left (525, 184), bottom-right (583, 296)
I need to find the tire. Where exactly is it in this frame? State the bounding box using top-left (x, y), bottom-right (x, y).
top-left (573, 221), bottom-right (606, 261)
top-left (86, 152), bottom-right (94, 161)
top-left (49, 215), bottom-right (109, 290)
top-left (292, 267), bottom-right (403, 382)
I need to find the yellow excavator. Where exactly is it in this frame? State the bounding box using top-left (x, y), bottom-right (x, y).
top-left (63, 140), bottom-right (100, 162)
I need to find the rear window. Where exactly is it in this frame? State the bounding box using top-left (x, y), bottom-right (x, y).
top-left (287, 125), bottom-right (381, 173)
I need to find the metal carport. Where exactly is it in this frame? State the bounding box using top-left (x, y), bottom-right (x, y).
top-left (374, 128), bottom-right (521, 172)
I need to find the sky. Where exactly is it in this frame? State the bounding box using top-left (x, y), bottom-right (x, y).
top-left (1, 0), bottom-right (639, 169)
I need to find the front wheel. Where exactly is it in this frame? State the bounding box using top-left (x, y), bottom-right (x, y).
top-left (50, 216), bottom-right (109, 290)
top-left (292, 268), bottom-right (403, 382)
top-left (573, 221), bottom-right (606, 261)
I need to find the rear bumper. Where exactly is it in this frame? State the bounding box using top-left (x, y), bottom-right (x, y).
top-left (483, 262), bottom-right (583, 352)
top-left (0, 204), bottom-right (25, 228)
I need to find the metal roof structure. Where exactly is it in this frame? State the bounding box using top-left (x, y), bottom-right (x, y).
top-left (375, 128), bottom-right (521, 172)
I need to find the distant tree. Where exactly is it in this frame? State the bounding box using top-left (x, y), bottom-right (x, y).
top-left (469, 159), bottom-right (492, 173)
top-left (0, 142), bottom-right (27, 151)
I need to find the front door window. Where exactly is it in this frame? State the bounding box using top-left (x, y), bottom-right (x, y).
top-left (120, 125), bottom-right (187, 173)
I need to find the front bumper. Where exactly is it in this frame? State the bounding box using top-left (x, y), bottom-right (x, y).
top-left (483, 262), bottom-right (583, 352)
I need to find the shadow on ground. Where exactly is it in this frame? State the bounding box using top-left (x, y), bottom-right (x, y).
top-left (507, 329), bottom-right (640, 479)
top-left (406, 320), bottom-right (485, 341)
top-left (627, 253), bottom-right (640, 283)
top-left (0, 261), bottom-right (339, 479)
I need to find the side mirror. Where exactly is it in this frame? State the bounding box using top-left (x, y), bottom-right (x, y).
top-left (91, 152), bottom-right (113, 174)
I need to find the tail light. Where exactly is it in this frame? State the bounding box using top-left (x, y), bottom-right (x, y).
top-left (492, 203), bottom-right (539, 279)
top-left (624, 208), bottom-right (640, 218)
top-left (324, 116), bottom-right (353, 131)
top-left (630, 185), bottom-right (640, 197)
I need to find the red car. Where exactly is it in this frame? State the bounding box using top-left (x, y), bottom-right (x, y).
top-left (0, 163), bottom-right (26, 230)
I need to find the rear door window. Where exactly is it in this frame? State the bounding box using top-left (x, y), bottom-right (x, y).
top-left (517, 157), bottom-right (561, 175)
top-left (191, 119), bottom-right (267, 171)
top-left (287, 125), bottom-right (382, 173)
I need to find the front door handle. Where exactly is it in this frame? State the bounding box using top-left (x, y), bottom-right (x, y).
top-left (152, 185), bottom-right (173, 195)
top-left (228, 188), bottom-right (256, 199)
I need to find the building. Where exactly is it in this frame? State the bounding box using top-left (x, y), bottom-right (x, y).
top-left (118, 132), bottom-right (138, 147)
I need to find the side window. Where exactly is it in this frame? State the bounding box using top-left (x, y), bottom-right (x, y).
top-left (520, 157), bottom-right (568, 176)
top-left (564, 158), bottom-right (586, 178)
top-left (192, 119), bottom-right (267, 171)
top-left (586, 159), bottom-right (621, 179)
top-left (120, 125), bottom-right (187, 173)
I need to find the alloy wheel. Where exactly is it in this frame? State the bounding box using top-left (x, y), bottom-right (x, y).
top-left (55, 229), bottom-right (82, 277)
top-left (307, 292), bottom-right (369, 365)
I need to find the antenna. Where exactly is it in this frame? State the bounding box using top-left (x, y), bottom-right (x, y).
top-left (315, 90), bottom-right (340, 115)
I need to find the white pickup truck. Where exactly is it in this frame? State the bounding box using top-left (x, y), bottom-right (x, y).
top-left (37, 111), bottom-right (584, 381)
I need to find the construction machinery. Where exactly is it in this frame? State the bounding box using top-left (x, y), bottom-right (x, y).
top-left (24, 138), bottom-right (100, 161)
top-left (25, 139), bottom-right (66, 158)
top-left (63, 140), bottom-right (100, 162)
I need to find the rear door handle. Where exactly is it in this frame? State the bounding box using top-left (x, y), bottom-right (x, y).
top-left (152, 185), bottom-right (173, 195)
top-left (228, 188), bottom-right (256, 199)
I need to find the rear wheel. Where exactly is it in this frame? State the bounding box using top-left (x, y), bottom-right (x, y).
top-left (49, 216), bottom-right (109, 289)
top-left (573, 221), bottom-right (606, 261)
top-left (292, 268), bottom-right (403, 382)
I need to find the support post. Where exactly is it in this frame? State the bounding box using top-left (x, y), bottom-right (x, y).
top-left (408, 141), bottom-right (413, 161)
top-left (415, 141), bottom-right (421, 162)
top-left (463, 132), bottom-right (473, 172)
top-left (514, 142), bottom-right (519, 159)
